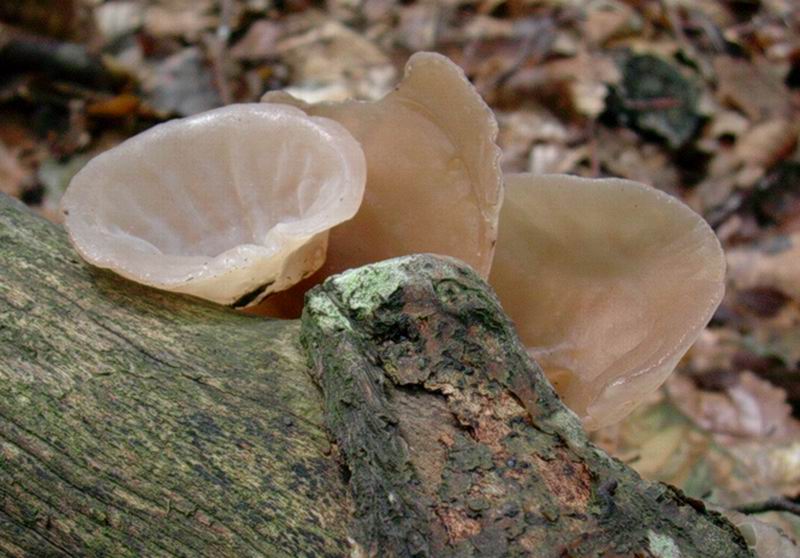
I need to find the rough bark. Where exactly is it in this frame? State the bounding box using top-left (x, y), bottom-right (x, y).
top-left (0, 193), bottom-right (754, 557)
top-left (0, 195), bottom-right (352, 557)
top-left (301, 256), bottom-right (754, 558)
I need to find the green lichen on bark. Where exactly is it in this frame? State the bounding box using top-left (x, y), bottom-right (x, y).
top-left (0, 194), bottom-right (351, 557)
top-left (301, 254), bottom-right (754, 558)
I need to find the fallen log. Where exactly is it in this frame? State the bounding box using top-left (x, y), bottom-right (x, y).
top-left (0, 194), bottom-right (753, 557)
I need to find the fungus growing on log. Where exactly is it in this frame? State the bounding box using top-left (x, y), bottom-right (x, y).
top-left (61, 103), bottom-right (366, 306)
top-left (59, 53), bottom-right (726, 431)
top-left (489, 173), bottom-right (726, 429)
top-left (255, 51), bottom-right (503, 317)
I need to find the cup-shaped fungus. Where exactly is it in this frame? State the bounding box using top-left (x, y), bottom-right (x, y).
top-left (256, 52), bottom-right (502, 316)
top-left (489, 173), bottom-right (725, 430)
top-left (61, 103), bottom-right (366, 306)
top-left (60, 51), bottom-right (726, 432)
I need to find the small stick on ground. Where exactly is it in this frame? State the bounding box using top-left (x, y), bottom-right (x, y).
top-left (735, 497), bottom-right (800, 518)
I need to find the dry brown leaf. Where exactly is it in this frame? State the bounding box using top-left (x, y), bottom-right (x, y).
top-left (506, 50), bottom-right (620, 118)
top-left (396, 3), bottom-right (441, 51)
top-left (668, 372), bottom-right (796, 439)
top-left (143, 1), bottom-right (216, 40)
top-left (528, 144), bottom-right (587, 175)
top-left (722, 510), bottom-right (800, 558)
top-left (728, 234), bottom-right (800, 302)
top-left (459, 15), bottom-right (515, 42)
top-left (582, 0), bottom-right (641, 46)
top-left (230, 20), bottom-right (282, 61)
top-left (685, 328), bottom-right (744, 375)
top-left (143, 47), bottom-right (222, 116)
top-left (707, 109), bottom-right (751, 140)
top-left (715, 56), bottom-right (793, 122)
top-left (276, 20), bottom-right (394, 101)
top-left (595, 368), bottom-right (800, 543)
top-left (94, 1), bottom-right (143, 41)
top-left (495, 109), bottom-right (571, 172)
top-left (594, 127), bottom-right (681, 195)
top-left (735, 119), bottom-right (798, 169)
top-left (0, 139), bottom-right (27, 198)
top-left (690, 116), bottom-right (797, 213)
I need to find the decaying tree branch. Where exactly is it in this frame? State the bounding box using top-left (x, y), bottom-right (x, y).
top-left (0, 194), bottom-right (754, 557)
top-left (301, 255), bottom-right (754, 557)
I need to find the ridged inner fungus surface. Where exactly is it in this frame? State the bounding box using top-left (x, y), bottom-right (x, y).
top-left (62, 103), bottom-right (366, 305)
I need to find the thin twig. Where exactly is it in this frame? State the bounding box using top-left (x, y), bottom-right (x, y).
top-left (735, 497), bottom-right (800, 517)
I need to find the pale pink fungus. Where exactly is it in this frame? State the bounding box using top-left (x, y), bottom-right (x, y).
top-left (61, 103), bottom-right (366, 306)
top-left (255, 51), bottom-right (503, 317)
top-left (490, 173), bottom-right (726, 429)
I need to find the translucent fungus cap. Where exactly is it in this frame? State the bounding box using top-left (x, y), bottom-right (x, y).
top-left (262, 51), bottom-right (502, 283)
top-left (489, 173), bottom-right (725, 429)
top-left (61, 103), bottom-right (366, 306)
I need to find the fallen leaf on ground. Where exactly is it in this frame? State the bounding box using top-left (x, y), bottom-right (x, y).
top-left (143, 0), bottom-right (216, 41)
top-left (0, 139), bottom-right (27, 197)
top-left (728, 233), bottom-right (800, 302)
top-left (143, 47), bottom-right (222, 116)
top-left (230, 20), bottom-right (282, 61)
top-left (714, 55), bottom-right (793, 122)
